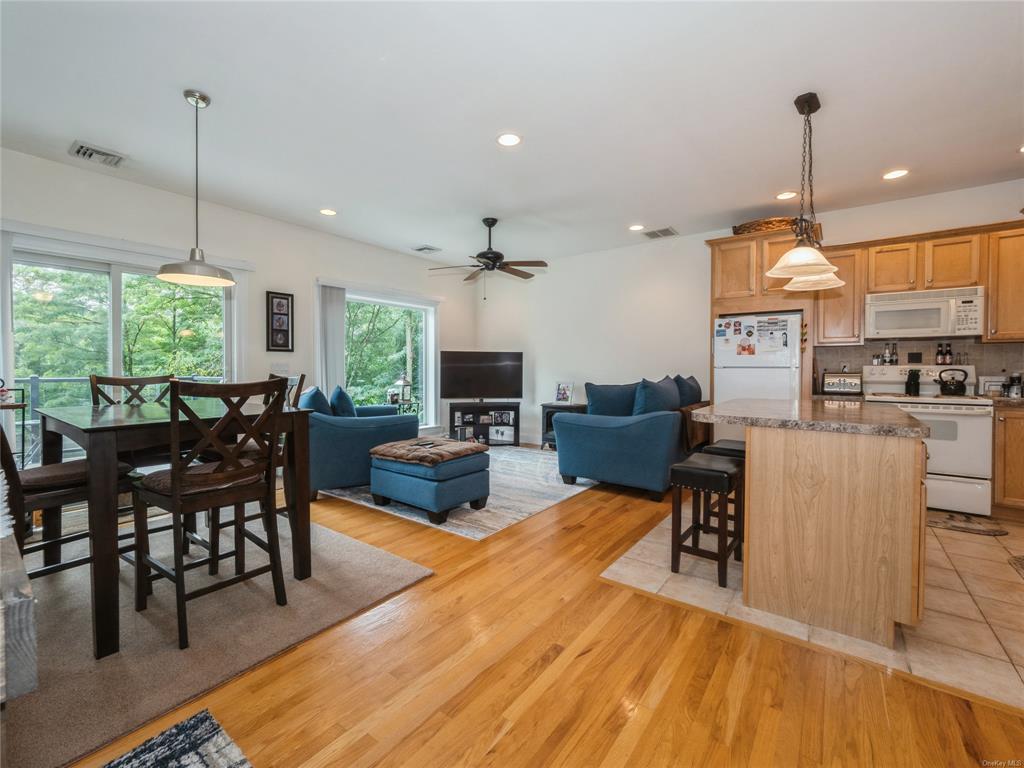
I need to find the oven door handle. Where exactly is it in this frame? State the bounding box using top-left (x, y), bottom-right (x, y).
top-left (898, 407), bottom-right (993, 417)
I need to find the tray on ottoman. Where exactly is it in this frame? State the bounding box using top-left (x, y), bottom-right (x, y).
top-left (369, 438), bottom-right (490, 525)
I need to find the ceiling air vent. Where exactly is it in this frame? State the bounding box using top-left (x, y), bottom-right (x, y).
top-left (68, 140), bottom-right (126, 168)
top-left (643, 227), bottom-right (679, 239)
top-left (413, 244), bottom-right (441, 254)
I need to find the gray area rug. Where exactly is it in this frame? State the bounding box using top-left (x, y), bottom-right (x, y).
top-left (104, 709), bottom-right (250, 768)
top-left (6, 513), bottom-right (432, 768)
top-left (322, 446), bottom-right (597, 540)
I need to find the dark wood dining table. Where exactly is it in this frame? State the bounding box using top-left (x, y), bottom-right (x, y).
top-left (35, 401), bottom-right (311, 659)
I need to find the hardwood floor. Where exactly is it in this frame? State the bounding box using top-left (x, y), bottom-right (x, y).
top-left (77, 486), bottom-right (1024, 767)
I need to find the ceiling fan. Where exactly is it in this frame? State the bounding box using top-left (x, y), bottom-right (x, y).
top-left (428, 218), bottom-right (548, 282)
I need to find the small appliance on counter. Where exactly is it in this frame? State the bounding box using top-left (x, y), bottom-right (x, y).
top-left (978, 375), bottom-right (1007, 398)
top-left (1009, 372), bottom-right (1023, 399)
top-left (821, 370), bottom-right (862, 395)
top-left (904, 369), bottom-right (921, 397)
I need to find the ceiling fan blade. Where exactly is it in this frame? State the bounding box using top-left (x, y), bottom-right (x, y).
top-left (498, 265), bottom-right (534, 280)
top-left (501, 260), bottom-right (548, 268)
top-left (464, 269), bottom-right (484, 282)
top-left (428, 264), bottom-right (478, 271)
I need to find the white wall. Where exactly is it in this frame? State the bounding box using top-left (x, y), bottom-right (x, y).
top-left (478, 178), bottom-right (1024, 443)
top-left (0, 148), bottom-right (478, 425)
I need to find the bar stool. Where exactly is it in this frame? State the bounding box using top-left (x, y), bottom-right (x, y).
top-left (669, 453), bottom-right (744, 587)
top-left (701, 439), bottom-right (746, 459)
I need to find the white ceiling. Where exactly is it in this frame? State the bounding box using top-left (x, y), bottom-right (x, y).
top-left (2, 2), bottom-right (1022, 264)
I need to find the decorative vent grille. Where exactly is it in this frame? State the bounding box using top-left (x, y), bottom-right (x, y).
top-left (643, 227), bottom-right (678, 239)
top-left (413, 245), bottom-right (441, 254)
top-left (68, 140), bottom-right (126, 167)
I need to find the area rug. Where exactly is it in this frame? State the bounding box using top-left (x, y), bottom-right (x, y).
top-left (6, 513), bottom-right (432, 768)
top-left (104, 709), bottom-right (250, 768)
top-left (321, 446), bottom-right (597, 540)
top-left (1011, 555), bottom-right (1024, 580)
top-left (927, 510), bottom-right (1007, 536)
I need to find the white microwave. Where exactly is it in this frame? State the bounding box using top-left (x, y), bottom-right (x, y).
top-left (865, 286), bottom-right (984, 338)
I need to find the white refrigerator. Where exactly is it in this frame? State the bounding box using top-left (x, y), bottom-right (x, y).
top-left (712, 311), bottom-right (802, 441)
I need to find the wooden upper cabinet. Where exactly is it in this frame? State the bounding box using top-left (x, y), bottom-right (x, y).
top-left (986, 228), bottom-right (1024, 341)
top-left (760, 235), bottom-right (798, 295)
top-left (994, 408), bottom-right (1024, 509)
top-left (924, 235), bottom-right (980, 289)
top-left (867, 243), bottom-right (918, 292)
top-left (814, 248), bottom-right (864, 346)
top-left (712, 240), bottom-right (758, 300)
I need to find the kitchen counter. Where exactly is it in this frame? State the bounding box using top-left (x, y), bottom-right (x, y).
top-left (992, 397), bottom-right (1024, 408)
top-left (694, 397), bottom-right (928, 647)
top-left (692, 398), bottom-right (930, 438)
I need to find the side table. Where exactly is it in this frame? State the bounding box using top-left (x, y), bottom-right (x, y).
top-left (540, 402), bottom-right (587, 451)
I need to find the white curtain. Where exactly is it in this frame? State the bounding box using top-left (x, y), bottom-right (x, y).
top-left (318, 283), bottom-right (346, 390)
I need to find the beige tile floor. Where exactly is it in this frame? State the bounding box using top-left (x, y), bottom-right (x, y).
top-left (600, 512), bottom-right (1024, 709)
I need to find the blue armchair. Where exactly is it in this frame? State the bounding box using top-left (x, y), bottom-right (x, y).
top-left (298, 387), bottom-right (419, 497)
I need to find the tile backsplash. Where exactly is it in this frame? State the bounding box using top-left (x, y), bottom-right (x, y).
top-left (814, 338), bottom-right (1024, 379)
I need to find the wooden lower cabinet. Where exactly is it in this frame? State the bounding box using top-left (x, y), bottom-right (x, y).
top-left (814, 248), bottom-right (864, 345)
top-left (994, 408), bottom-right (1024, 508)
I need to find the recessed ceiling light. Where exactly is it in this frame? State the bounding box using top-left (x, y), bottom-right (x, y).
top-left (882, 169), bottom-right (909, 180)
top-left (775, 191), bottom-right (797, 200)
top-left (496, 133), bottom-right (521, 147)
top-left (629, 224), bottom-right (645, 231)
top-left (319, 208), bottom-right (337, 216)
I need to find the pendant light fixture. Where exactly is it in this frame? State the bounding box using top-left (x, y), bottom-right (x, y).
top-left (765, 92), bottom-right (842, 289)
top-left (157, 89), bottom-right (235, 287)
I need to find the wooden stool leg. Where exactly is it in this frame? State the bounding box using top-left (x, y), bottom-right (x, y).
top-left (170, 511), bottom-right (189, 649)
top-left (42, 507), bottom-right (62, 566)
top-left (734, 482), bottom-right (744, 563)
top-left (234, 503), bottom-right (246, 575)
top-left (261, 498), bottom-right (287, 607)
top-left (133, 494), bottom-right (150, 611)
top-left (691, 489), bottom-right (701, 549)
top-left (717, 492), bottom-right (728, 587)
top-left (208, 508), bottom-right (220, 575)
top-left (671, 485), bottom-right (682, 573)
top-left (182, 512), bottom-right (196, 554)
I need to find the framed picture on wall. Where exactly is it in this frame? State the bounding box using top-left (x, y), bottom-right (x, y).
top-left (266, 291), bottom-right (294, 352)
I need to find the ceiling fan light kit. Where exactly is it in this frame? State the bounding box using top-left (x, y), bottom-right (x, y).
top-left (765, 91), bottom-right (839, 291)
top-left (427, 217), bottom-right (548, 282)
top-left (157, 89), bottom-right (236, 288)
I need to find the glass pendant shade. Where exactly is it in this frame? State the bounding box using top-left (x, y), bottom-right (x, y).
top-left (157, 247), bottom-right (235, 287)
top-left (782, 272), bottom-right (846, 292)
top-left (765, 241), bottom-right (837, 278)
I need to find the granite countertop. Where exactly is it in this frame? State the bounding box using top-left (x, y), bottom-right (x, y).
top-left (691, 398), bottom-right (930, 438)
top-left (992, 397), bottom-right (1024, 409)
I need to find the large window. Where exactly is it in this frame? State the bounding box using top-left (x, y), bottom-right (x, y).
top-left (345, 298), bottom-right (428, 424)
top-left (9, 254), bottom-right (230, 464)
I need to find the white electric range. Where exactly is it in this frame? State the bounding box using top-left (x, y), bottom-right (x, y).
top-left (862, 365), bottom-right (992, 516)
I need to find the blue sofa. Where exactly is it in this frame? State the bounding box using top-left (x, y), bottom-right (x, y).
top-left (298, 386), bottom-right (419, 498)
top-left (553, 377), bottom-right (709, 498)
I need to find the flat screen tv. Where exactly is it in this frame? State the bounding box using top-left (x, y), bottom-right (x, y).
top-left (441, 351), bottom-right (523, 399)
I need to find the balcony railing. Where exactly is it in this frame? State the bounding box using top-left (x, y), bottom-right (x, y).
top-left (9, 374), bottom-right (223, 467)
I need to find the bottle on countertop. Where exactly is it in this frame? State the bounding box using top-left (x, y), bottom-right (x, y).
top-left (935, 343), bottom-right (944, 365)
top-left (882, 344), bottom-right (891, 365)
top-left (891, 342), bottom-right (898, 365)
top-left (945, 343), bottom-right (953, 365)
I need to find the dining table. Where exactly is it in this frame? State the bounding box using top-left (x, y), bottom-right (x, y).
top-left (34, 400), bottom-right (311, 659)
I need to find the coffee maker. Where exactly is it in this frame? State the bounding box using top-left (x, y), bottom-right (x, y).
top-left (904, 369), bottom-right (921, 397)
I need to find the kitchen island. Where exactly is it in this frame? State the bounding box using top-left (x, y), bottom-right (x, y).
top-left (692, 398), bottom-right (930, 647)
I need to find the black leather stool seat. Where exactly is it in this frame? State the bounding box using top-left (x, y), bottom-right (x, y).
top-left (701, 439), bottom-right (747, 460)
top-left (670, 453), bottom-right (742, 494)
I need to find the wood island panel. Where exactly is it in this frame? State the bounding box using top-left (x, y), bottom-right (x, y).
top-left (742, 425), bottom-right (922, 647)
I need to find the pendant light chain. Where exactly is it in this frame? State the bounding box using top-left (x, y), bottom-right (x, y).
top-left (194, 99), bottom-right (199, 250)
top-left (795, 108), bottom-right (820, 247)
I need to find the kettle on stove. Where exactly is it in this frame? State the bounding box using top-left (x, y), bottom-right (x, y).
top-left (935, 368), bottom-right (968, 397)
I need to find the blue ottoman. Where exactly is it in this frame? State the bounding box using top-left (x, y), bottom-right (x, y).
top-left (369, 439), bottom-right (490, 525)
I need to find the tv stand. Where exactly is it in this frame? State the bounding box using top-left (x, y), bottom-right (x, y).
top-left (448, 402), bottom-right (520, 446)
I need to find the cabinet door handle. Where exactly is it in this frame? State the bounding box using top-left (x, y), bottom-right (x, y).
top-left (991, 328), bottom-right (997, 334)
top-left (998, 417), bottom-right (1006, 422)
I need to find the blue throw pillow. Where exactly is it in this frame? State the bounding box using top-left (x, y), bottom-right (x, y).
top-left (673, 375), bottom-right (703, 407)
top-left (297, 386), bottom-right (332, 416)
top-left (585, 382), bottom-right (639, 416)
top-left (633, 376), bottom-right (681, 415)
top-left (329, 385), bottom-right (357, 417)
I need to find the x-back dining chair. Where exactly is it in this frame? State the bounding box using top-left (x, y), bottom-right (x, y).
top-left (89, 374), bottom-right (172, 406)
top-left (131, 377), bottom-right (288, 649)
